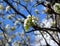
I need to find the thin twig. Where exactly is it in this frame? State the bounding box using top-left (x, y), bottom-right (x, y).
top-left (3, 0), bottom-right (26, 18)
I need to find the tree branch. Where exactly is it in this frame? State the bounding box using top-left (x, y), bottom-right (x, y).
top-left (40, 31), bottom-right (50, 46)
top-left (3, 0), bottom-right (26, 18)
top-left (45, 31), bottom-right (60, 45)
top-left (35, 1), bottom-right (60, 15)
top-left (12, 0), bottom-right (32, 16)
top-left (26, 27), bottom-right (60, 33)
top-left (0, 27), bottom-right (11, 46)
top-left (33, 25), bottom-right (60, 32)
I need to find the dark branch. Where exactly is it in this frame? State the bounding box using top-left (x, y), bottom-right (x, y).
top-left (33, 25), bottom-right (60, 32)
top-left (0, 27), bottom-right (11, 46)
top-left (12, 0), bottom-right (32, 16)
top-left (40, 31), bottom-right (50, 46)
top-left (36, 1), bottom-right (60, 15)
top-left (45, 31), bottom-right (60, 45)
top-left (19, 3), bottom-right (32, 16)
top-left (26, 27), bottom-right (60, 33)
top-left (3, 0), bottom-right (26, 18)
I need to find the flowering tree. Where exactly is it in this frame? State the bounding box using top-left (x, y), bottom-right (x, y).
top-left (0, 0), bottom-right (60, 46)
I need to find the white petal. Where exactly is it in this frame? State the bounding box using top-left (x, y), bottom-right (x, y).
top-left (6, 6), bottom-right (11, 11)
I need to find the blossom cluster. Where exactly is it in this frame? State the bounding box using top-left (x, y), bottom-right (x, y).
top-left (24, 15), bottom-right (38, 31)
top-left (53, 3), bottom-right (60, 14)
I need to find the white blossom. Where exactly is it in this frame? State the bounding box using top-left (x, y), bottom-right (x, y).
top-left (24, 19), bottom-right (28, 26)
top-left (53, 3), bottom-right (60, 14)
top-left (27, 14), bottom-right (31, 18)
top-left (24, 15), bottom-right (31, 27)
top-left (14, 20), bottom-right (19, 26)
top-left (32, 16), bottom-right (38, 23)
top-left (24, 18), bottom-right (30, 24)
top-left (6, 6), bottom-right (11, 11)
top-left (5, 24), bottom-right (10, 29)
top-left (32, 19), bottom-right (35, 22)
top-left (24, 15), bottom-right (32, 31)
top-left (8, 38), bottom-right (11, 42)
top-left (24, 15), bottom-right (38, 31)
top-left (5, 43), bottom-right (9, 46)
top-left (32, 16), bottom-right (36, 22)
top-left (0, 4), bottom-right (4, 10)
